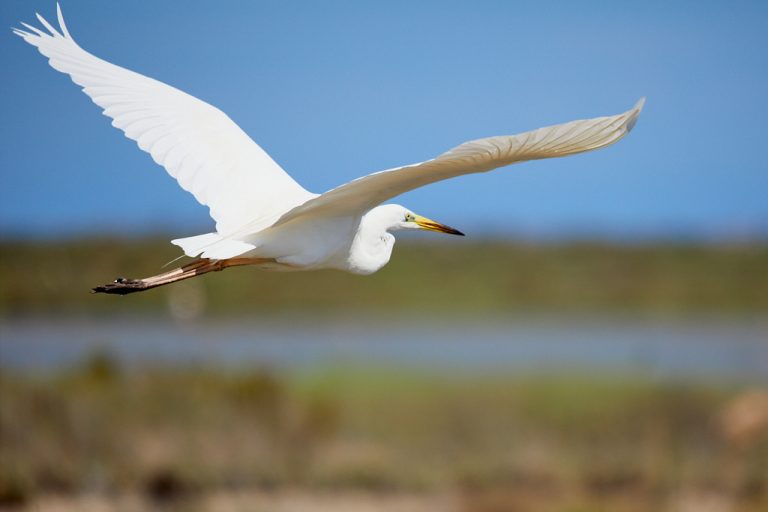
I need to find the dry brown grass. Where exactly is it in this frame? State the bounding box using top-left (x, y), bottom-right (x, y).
top-left (1, 356), bottom-right (766, 511)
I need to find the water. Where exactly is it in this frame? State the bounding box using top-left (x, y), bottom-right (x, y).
top-left (1, 315), bottom-right (766, 381)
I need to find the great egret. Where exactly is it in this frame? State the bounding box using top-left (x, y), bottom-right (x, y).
top-left (14, 5), bottom-right (644, 295)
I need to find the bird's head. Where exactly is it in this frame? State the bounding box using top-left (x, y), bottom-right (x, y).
top-left (367, 204), bottom-right (465, 236)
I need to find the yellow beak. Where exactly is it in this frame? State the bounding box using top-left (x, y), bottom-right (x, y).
top-left (413, 214), bottom-right (465, 236)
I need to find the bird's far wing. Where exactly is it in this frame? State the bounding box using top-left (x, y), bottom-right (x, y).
top-left (13, 5), bottom-right (315, 235)
top-left (272, 99), bottom-right (645, 227)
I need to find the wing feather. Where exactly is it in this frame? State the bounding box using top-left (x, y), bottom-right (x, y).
top-left (273, 99), bottom-right (645, 227)
top-left (14, 4), bottom-right (315, 235)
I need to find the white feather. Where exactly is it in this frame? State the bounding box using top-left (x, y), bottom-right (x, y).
top-left (13, 4), bottom-right (315, 238)
top-left (272, 99), bottom-right (645, 229)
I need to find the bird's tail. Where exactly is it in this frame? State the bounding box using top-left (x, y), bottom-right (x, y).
top-left (171, 232), bottom-right (257, 259)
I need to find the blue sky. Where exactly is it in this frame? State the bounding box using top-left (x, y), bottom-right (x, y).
top-left (1, 1), bottom-right (766, 241)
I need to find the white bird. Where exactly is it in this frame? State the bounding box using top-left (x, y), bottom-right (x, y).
top-left (14, 5), bottom-right (644, 295)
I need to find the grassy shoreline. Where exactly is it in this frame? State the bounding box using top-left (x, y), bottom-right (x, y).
top-left (1, 238), bottom-right (766, 316)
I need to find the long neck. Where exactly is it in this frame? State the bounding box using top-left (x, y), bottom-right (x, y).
top-left (345, 217), bottom-right (396, 275)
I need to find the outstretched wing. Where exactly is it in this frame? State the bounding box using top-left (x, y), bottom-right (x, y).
top-left (13, 5), bottom-right (315, 235)
top-left (273, 99), bottom-right (644, 227)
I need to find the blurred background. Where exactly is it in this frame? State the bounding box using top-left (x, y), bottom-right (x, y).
top-left (1, 1), bottom-right (766, 511)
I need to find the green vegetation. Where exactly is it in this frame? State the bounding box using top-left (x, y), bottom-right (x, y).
top-left (1, 355), bottom-right (766, 511)
top-left (1, 238), bottom-right (766, 316)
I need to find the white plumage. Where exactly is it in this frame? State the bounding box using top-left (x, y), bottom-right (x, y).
top-left (14, 5), bottom-right (644, 293)
top-left (14, 5), bottom-right (315, 241)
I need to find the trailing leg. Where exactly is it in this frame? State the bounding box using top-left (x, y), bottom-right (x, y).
top-left (91, 257), bottom-right (263, 295)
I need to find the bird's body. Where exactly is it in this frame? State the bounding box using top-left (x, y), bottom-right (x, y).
top-left (256, 209), bottom-right (384, 274)
top-left (14, 5), bottom-right (644, 294)
top-left (235, 210), bottom-right (376, 274)
top-left (212, 205), bottom-right (450, 275)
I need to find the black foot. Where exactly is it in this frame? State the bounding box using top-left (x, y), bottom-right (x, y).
top-left (91, 277), bottom-right (148, 295)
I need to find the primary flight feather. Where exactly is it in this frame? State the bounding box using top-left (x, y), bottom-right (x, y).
top-left (14, 4), bottom-right (644, 294)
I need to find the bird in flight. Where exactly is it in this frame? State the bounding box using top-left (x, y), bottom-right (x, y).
top-left (14, 5), bottom-right (644, 295)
